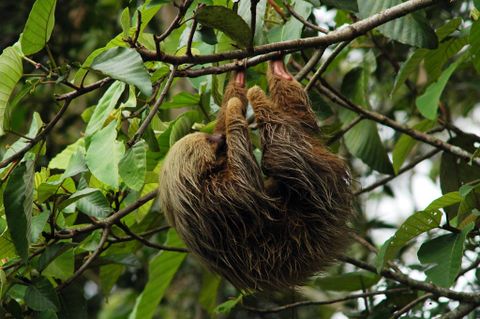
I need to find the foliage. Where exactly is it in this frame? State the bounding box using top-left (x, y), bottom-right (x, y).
top-left (0, 0), bottom-right (479, 318)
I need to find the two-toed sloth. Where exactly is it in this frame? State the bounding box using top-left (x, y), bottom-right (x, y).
top-left (159, 59), bottom-right (353, 291)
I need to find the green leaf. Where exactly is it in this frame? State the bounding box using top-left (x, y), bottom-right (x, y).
top-left (340, 68), bottom-right (393, 175)
top-left (0, 45), bottom-right (23, 136)
top-left (436, 18), bottom-right (462, 41)
top-left (316, 271), bottom-right (380, 291)
top-left (161, 92), bottom-right (200, 110)
top-left (49, 139), bottom-right (85, 170)
top-left (129, 229), bottom-right (187, 319)
top-left (418, 223), bottom-right (474, 287)
top-left (120, 8), bottom-right (131, 37)
top-left (100, 264), bottom-right (125, 296)
top-left (470, 21), bottom-right (480, 73)
top-left (377, 210), bottom-right (442, 270)
top-left (196, 6), bottom-right (251, 48)
top-left (416, 56), bottom-right (464, 120)
top-left (199, 271), bottom-right (221, 314)
top-left (42, 249), bottom-right (74, 280)
top-left (281, 0), bottom-right (313, 42)
top-left (213, 295), bottom-right (243, 314)
top-left (91, 47), bottom-right (152, 96)
top-left (30, 211), bottom-right (49, 243)
top-left (168, 111), bottom-right (203, 146)
top-left (391, 49), bottom-right (427, 95)
top-left (86, 121), bottom-right (125, 188)
top-left (76, 190), bottom-right (113, 219)
top-left (119, 140), bottom-right (147, 191)
top-left (58, 284), bottom-right (88, 319)
top-left (424, 37), bottom-right (468, 82)
top-left (24, 278), bottom-right (59, 312)
top-left (0, 231), bottom-right (17, 260)
top-left (424, 192), bottom-right (463, 211)
top-left (321, 0), bottom-right (358, 12)
top-left (85, 81), bottom-right (125, 136)
top-left (475, 0), bottom-right (480, 9)
top-left (62, 149), bottom-right (88, 179)
top-left (392, 120), bottom-right (435, 173)
top-left (21, 0), bottom-right (57, 55)
top-left (358, 0), bottom-right (437, 49)
top-left (4, 160), bottom-right (34, 260)
top-left (57, 188), bottom-right (98, 211)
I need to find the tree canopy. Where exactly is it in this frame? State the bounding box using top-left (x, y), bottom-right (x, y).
top-left (1, 0), bottom-right (480, 318)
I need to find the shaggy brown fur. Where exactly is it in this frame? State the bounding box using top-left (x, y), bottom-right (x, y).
top-left (159, 60), bottom-right (354, 291)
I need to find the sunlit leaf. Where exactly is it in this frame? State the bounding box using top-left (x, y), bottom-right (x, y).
top-left (86, 121), bottom-right (125, 188)
top-left (0, 45), bottom-right (23, 136)
top-left (213, 295), bottom-right (243, 314)
top-left (161, 92), bottom-right (200, 109)
top-left (119, 140), bottom-right (147, 191)
top-left (91, 47), bottom-right (152, 96)
top-left (21, 0), bottom-right (57, 55)
top-left (85, 81), bottom-right (125, 136)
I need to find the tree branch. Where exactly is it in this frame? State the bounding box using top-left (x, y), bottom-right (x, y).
top-left (243, 288), bottom-right (411, 314)
top-left (138, 0), bottom-right (446, 65)
top-left (285, 3), bottom-right (329, 34)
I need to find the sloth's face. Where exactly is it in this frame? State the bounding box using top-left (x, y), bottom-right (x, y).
top-left (162, 132), bottom-right (226, 182)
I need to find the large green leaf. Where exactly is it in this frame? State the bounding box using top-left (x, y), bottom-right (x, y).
top-left (160, 92), bottom-right (200, 110)
top-left (21, 0), bottom-right (57, 55)
top-left (49, 139), bottom-right (85, 170)
top-left (24, 278), bottom-right (59, 312)
top-left (358, 0), bottom-right (437, 49)
top-left (377, 192), bottom-right (463, 269)
top-left (76, 190), bottom-right (113, 219)
top-left (86, 121), bottom-right (125, 188)
top-left (392, 120), bottom-right (435, 173)
top-left (119, 140), bottom-right (147, 191)
top-left (199, 271), bottom-right (221, 314)
top-left (4, 160), bottom-right (34, 260)
top-left (316, 271), bottom-right (380, 291)
top-left (129, 229), bottom-right (187, 319)
top-left (196, 6), bottom-right (251, 48)
top-left (418, 223), bottom-right (474, 287)
top-left (391, 49), bottom-right (427, 95)
top-left (340, 68), bottom-right (393, 175)
top-left (424, 37), bottom-right (468, 82)
top-left (85, 81), bottom-right (125, 136)
top-left (0, 45), bottom-right (23, 136)
top-left (91, 47), bottom-right (152, 96)
top-left (416, 56), bottom-right (464, 120)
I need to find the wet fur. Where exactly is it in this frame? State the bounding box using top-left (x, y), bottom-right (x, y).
top-left (159, 62), bottom-right (354, 291)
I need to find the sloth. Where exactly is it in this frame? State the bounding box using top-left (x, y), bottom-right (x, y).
top-left (159, 59), bottom-right (353, 291)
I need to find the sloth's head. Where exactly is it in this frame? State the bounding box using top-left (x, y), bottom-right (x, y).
top-left (159, 132), bottom-right (226, 225)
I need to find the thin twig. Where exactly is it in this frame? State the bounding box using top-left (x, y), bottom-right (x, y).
top-left (285, 3), bottom-right (328, 33)
top-left (440, 303), bottom-right (479, 319)
top-left (133, 10), bottom-right (142, 45)
top-left (326, 115), bottom-right (364, 146)
top-left (356, 149), bottom-right (441, 195)
top-left (56, 78), bottom-right (113, 101)
top-left (341, 256), bottom-right (480, 303)
top-left (391, 293), bottom-right (434, 319)
top-left (243, 288), bottom-right (410, 314)
top-left (155, 0), bottom-right (194, 43)
top-left (0, 99), bottom-right (72, 169)
top-left (294, 48), bottom-right (325, 81)
top-left (186, 17), bottom-right (198, 57)
top-left (127, 66), bottom-right (177, 147)
top-left (115, 222), bottom-right (188, 253)
top-left (317, 80), bottom-right (480, 166)
top-left (58, 227), bottom-right (111, 290)
top-left (305, 40), bottom-right (350, 92)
